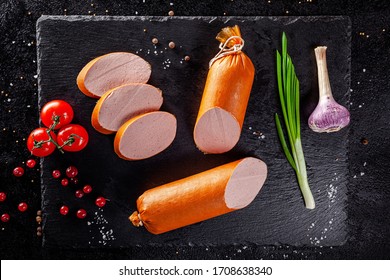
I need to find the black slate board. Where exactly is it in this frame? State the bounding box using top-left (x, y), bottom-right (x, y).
top-left (37, 16), bottom-right (351, 248)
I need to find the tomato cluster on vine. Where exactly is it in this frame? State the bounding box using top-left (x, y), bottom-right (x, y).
top-left (27, 100), bottom-right (89, 157)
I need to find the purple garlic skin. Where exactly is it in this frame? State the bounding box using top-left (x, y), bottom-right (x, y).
top-left (308, 96), bottom-right (350, 133)
top-left (308, 46), bottom-right (350, 133)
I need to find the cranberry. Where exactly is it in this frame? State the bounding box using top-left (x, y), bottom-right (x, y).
top-left (66, 166), bottom-right (78, 178)
top-left (18, 202), bottom-right (28, 212)
top-left (61, 178), bottom-right (69, 186)
top-left (52, 170), bottom-right (61, 178)
top-left (70, 177), bottom-right (79, 185)
top-left (0, 192), bottom-right (6, 202)
top-left (83, 184), bottom-right (92, 194)
top-left (76, 209), bottom-right (87, 219)
top-left (75, 189), bottom-right (84, 198)
top-left (26, 159), bottom-right (36, 168)
top-left (59, 205), bottom-right (69, 216)
top-left (13, 166), bottom-right (24, 177)
top-left (95, 197), bottom-right (106, 208)
top-left (1, 213), bottom-right (10, 222)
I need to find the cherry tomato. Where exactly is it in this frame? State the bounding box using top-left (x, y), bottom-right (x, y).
top-left (27, 128), bottom-right (57, 157)
top-left (57, 124), bottom-right (89, 152)
top-left (40, 100), bottom-right (74, 130)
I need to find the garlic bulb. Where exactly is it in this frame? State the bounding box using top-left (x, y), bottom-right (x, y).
top-left (308, 46), bottom-right (350, 133)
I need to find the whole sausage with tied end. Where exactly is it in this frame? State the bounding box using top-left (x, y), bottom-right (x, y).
top-left (193, 26), bottom-right (255, 154)
top-left (130, 157), bottom-right (267, 234)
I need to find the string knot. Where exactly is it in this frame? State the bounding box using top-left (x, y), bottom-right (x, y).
top-left (209, 35), bottom-right (245, 68)
top-left (129, 211), bottom-right (143, 227)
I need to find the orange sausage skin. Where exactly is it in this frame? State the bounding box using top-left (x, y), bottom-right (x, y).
top-left (196, 52), bottom-right (255, 129)
top-left (76, 56), bottom-right (101, 98)
top-left (130, 157), bottom-right (267, 235)
top-left (193, 26), bottom-right (255, 154)
top-left (130, 161), bottom-right (240, 235)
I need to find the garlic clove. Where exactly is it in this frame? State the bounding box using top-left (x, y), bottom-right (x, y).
top-left (308, 46), bottom-right (350, 133)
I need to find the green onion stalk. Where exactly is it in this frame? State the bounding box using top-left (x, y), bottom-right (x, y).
top-left (275, 32), bottom-right (315, 209)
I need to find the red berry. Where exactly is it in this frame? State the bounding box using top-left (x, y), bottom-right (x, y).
top-left (95, 197), bottom-right (106, 208)
top-left (13, 166), bottom-right (24, 177)
top-left (18, 202), bottom-right (28, 212)
top-left (75, 189), bottom-right (84, 198)
top-left (1, 213), bottom-right (10, 222)
top-left (66, 166), bottom-right (78, 178)
top-left (83, 184), bottom-right (92, 194)
top-left (26, 159), bottom-right (36, 168)
top-left (52, 170), bottom-right (61, 178)
top-left (61, 178), bottom-right (69, 186)
top-left (76, 209), bottom-right (87, 219)
top-left (70, 177), bottom-right (79, 185)
top-left (0, 192), bottom-right (6, 202)
top-left (59, 205), bottom-right (69, 215)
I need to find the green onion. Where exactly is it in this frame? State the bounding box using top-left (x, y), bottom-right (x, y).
top-left (275, 32), bottom-right (315, 209)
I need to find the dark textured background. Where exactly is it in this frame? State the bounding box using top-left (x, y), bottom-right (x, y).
top-left (0, 0), bottom-right (389, 259)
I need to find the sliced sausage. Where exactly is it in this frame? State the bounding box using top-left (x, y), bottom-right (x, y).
top-left (193, 26), bottom-right (255, 154)
top-left (77, 52), bottom-right (152, 98)
top-left (130, 157), bottom-right (267, 234)
top-left (91, 83), bottom-right (163, 134)
top-left (114, 111), bottom-right (177, 160)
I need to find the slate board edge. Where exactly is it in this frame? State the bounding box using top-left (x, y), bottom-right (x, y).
top-left (344, 17), bottom-right (352, 246)
top-left (37, 15), bottom-right (351, 24)
top-left (36, 15), bottom-right (49, 248)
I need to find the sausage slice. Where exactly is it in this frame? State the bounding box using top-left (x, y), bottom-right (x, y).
top-left (114, 111), bottom-right (177, 160)
top-left (130, 157), bottom-right (267, 234)
top-left (91, 83), bottom-right (163, 134)
top-left (77, 52), bottom-right (152, 98)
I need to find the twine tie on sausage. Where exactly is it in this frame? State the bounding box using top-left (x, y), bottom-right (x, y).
top-left (209, 35), bottom-right (245, 68)
top-left (137, 213), bottom-right (143, 227)
top-left (129, 211), bottom-right (144, 227)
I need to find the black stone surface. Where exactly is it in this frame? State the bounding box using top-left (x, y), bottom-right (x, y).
top-left (0, 0), bottom-right (389, 259)
top-left (37, 16), bottom-right (350, 249)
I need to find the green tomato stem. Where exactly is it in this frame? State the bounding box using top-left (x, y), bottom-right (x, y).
top-left (49, 115), bottom-right (61, 131)
top-left (45, 128), bottom-right (64, 154)
top-left (58, 133), bottom-right (81, 149)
